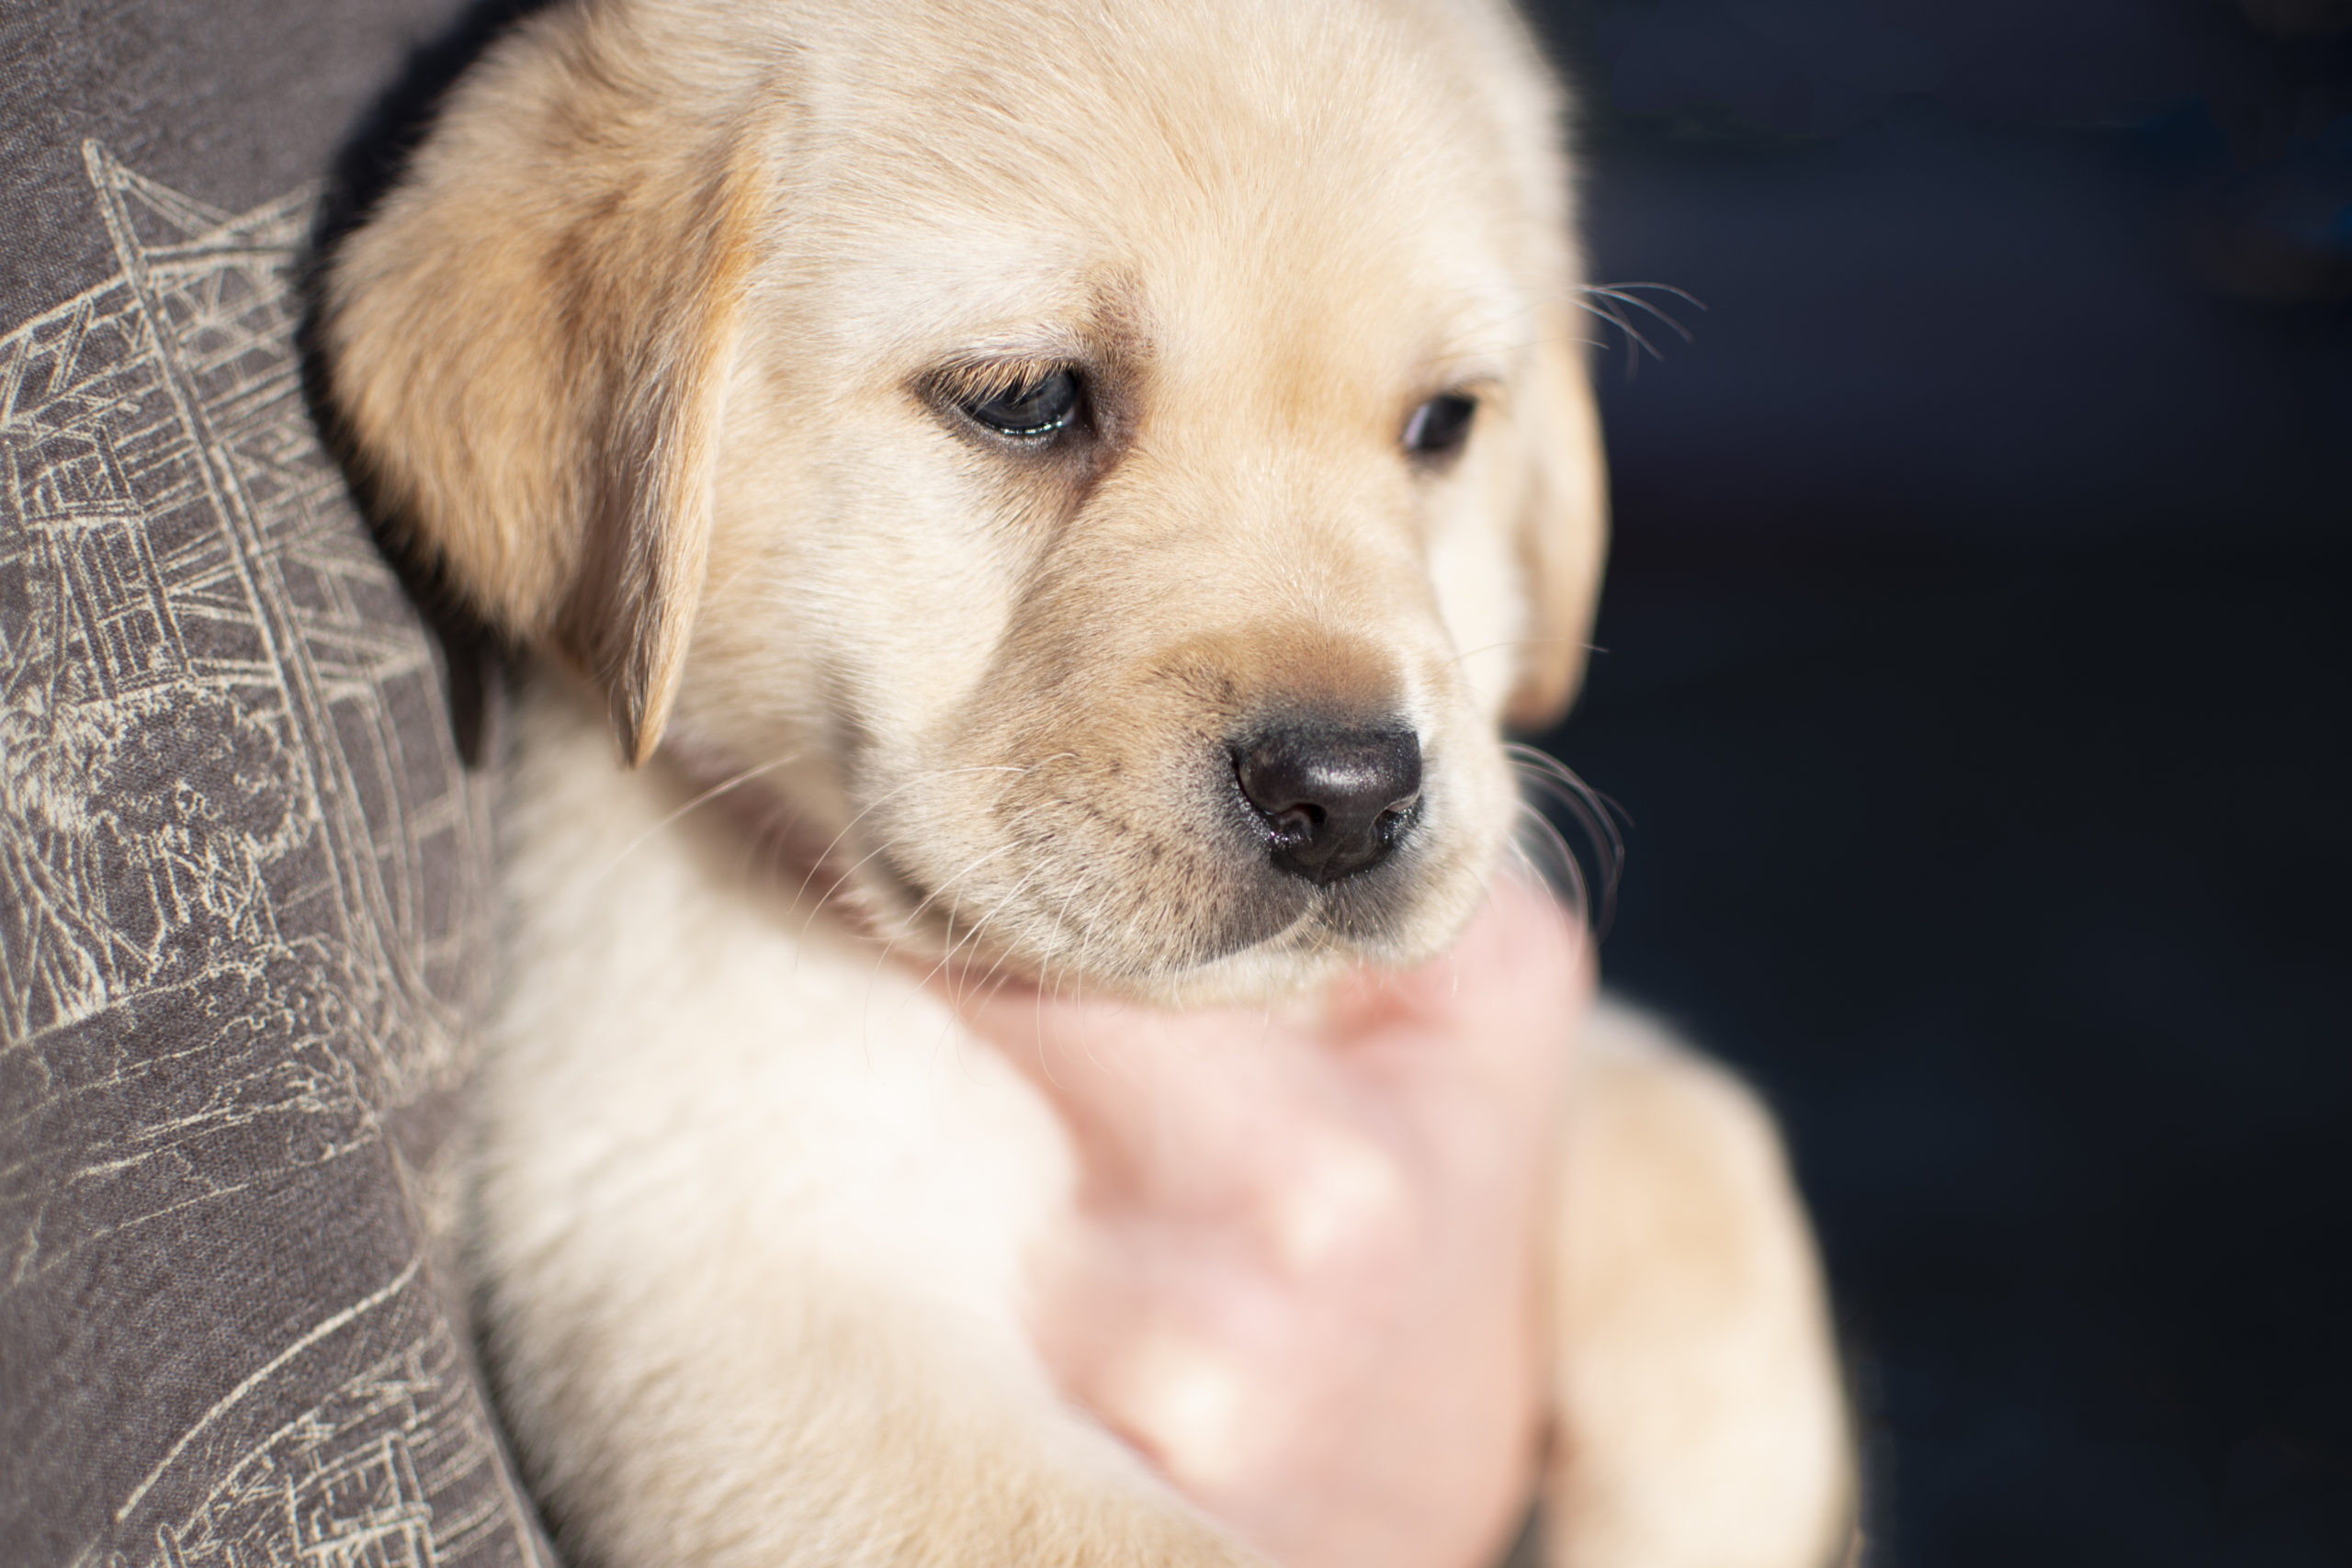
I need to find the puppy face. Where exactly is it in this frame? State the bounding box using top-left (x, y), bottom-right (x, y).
top-left (324, 0), bottom-right (1607, 1001)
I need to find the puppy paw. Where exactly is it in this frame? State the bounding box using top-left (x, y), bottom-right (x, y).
top-left (1541, 1001), bottom-right (1854, 1568)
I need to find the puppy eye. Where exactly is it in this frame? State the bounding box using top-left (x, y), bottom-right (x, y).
top-left (1402, 392), bottom-right (1476, 461)
top-left (963, 368), bottom-right (1082, 440)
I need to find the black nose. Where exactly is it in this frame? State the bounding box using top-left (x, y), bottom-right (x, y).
top-left (1234, 724), bottom-right (1423, 885)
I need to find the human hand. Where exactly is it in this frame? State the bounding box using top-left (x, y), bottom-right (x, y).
top-left (954, 878), bottom-right (1593, 1568)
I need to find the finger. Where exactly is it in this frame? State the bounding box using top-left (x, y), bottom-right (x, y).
top-left (1326, 874), bottom-right (1594, 1077)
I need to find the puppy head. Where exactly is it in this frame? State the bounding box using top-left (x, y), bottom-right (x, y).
top-left (323, 0), bottom-right (1607, 1001)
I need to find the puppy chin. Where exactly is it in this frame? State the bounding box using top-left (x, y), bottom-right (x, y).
top-left (865, 846), bottom-right (1494, 1010)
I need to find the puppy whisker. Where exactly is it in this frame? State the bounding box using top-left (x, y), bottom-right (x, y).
top-left (587, 750), bottom-right (805, 888)
top-left (853, 828), bottom-right (1025, 1056)
top-left (793, 761), bottom-right (1049, 942)
top-left (1505, 742), bottom-right (1625, 938)
top-left (1435, 635), bottom-right (1597, 680)
top-left (1583, 281), bottom-right (1705, 336)
top-left (908, 863), bottom-right (1046, 1035)
top-left (1574, 280), bottom-right (1704, 378)
top-left (864, 797), bottom-right (1067, 990)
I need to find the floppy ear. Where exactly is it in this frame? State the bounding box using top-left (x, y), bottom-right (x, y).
top-left (322, 6), bottom-right (764, 764)
top-left (1502, 303), bottom-right (1611, 730)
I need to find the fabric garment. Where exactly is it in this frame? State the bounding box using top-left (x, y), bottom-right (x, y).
top-left (0, 5), bottom-right (553, 1563)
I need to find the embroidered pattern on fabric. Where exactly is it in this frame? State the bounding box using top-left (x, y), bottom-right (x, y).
top-left (0, 144), bottom-right (543, 1568)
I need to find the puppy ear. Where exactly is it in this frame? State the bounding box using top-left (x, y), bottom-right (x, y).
top-left (322, 9), bottom-right (763, 763)
top-left (1502, 305), bottom-right (1611, 731)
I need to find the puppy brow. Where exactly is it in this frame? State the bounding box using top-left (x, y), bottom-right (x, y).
top-left (923, 355), bottom-right (1078, 404)
top-left (1414, 337), bottom-right (1514, 389)
top-left (1419, 368), bottom-right (1506, 398)
top-left (914, 277), bottom-right (1152, 406)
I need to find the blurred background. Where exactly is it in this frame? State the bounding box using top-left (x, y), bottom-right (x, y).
top-left (1516, 3), bottom-right (2352, 1562)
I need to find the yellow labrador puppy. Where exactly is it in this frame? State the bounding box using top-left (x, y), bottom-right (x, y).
top-left (322, 0), bottom-right (1851, 1562)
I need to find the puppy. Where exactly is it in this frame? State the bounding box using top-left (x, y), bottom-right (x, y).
top-left (322, 0), bottom-right (1852, 1563)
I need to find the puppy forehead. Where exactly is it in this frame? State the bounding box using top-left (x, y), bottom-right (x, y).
top-left (763, 0), bottom-right (1539, 382)
top-left (776, 221), bottom-right (1523, 394)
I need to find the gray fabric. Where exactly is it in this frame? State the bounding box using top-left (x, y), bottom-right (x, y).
top-left (0, 6), bottom-right (554, 1564)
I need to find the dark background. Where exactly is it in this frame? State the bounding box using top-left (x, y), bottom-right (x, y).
top-left (1518, 3), bottom-right (2352, 1563)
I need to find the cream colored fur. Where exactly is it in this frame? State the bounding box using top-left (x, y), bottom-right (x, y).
top-left (322, 0), bottom-right (1853, 1562)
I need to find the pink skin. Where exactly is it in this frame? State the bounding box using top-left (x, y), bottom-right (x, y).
top-left (952, 878), bottom-right (1593, 1568)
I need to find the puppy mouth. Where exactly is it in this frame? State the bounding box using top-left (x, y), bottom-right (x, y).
top-left (864, 728), bottom-right (1442, 986)
top-left (874, 846), bottom-right (1426, 984)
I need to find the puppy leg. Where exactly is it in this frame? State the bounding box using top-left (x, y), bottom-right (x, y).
top-left (481, 1251), bottom-right (1267, 1568)
top-left (1541, 1003), bottom-right (1855, 1568)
